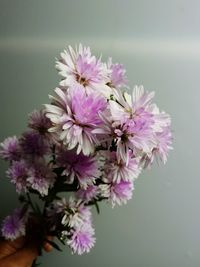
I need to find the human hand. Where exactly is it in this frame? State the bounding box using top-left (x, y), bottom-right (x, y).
top-left (0, 236), bottom-right (53, 267)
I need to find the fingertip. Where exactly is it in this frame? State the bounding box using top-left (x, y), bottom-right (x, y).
top-left (43, 236), bottom-right (53, 252)
top-left (43, 242), bottom-right (53, 252)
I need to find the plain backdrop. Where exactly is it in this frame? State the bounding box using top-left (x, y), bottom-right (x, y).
top-left (0, 1), bottom-right (200, 266)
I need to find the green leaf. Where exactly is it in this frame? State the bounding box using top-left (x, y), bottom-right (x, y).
top-left (94, 201), bottom-right (100, 214)
top-left (57, 236), bottom-right (66, 245)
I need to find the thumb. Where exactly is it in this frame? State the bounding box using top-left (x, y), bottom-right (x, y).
top-left (0, 237), bottom-right (25, 259)
top-left (0, 245), bottom-right (38, 267)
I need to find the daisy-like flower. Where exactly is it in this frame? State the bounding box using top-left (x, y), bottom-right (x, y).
top-left (45, 85), bottom-right (107, 155)
top-left (20, 130), bottom-right (50, 158)
top-left (142, 126), bottom-right (173, 167)
top-left (56, 44), bottom-right (110, 96)
top-left (99, 180), bottom-right (134, 207)
top-left (0, 136), bottom-right (21, 161)
top-left (67, 223), bottom-right (96, 255)
top-left (113, 85), bottom-right (155, 115)
top-left (60, 197), bottom-right (92, 229)
top-left (114, 115), bottom-right (156, 165)
top-left (97, 85), bottom-right (172, 165)
top-left (28, 109), bottom-right (52, 136)
top-left (27, 159), bottom-right (55, 196)
top-left (56, 148), bottom-right (100, 188)
top-left (103, 151), bottom-right (141, 183)
top-left (106, 57), bottom-right (127, 88)
top-left (6, 160), bottom-right (29, 193)
top-left (76, 185), bottom-right (98, 203)
top-left (98, 110), bottom-right (156, 165)
top-left (47, 198), bottom-right (90, 228)
top-left (155, 126), bottom-right (173, 163)
top-left (1, 208), bottom-right (28, 241)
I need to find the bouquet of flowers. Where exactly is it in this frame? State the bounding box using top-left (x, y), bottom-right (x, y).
top-left (0, 44), bottom-right (172, 264)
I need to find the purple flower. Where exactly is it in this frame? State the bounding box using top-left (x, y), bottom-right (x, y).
top-left (97, 85), bottom-right (172, 165)
top-left (59, 197), bottom-right (96, 255)
top-left (99, 111), bottom-right (155, 165)
top-left (0, 136), bottom-right (21, 161)
top-left (155, 127), bottom-right (173, 163)
top-left (106, 58), bottom-right (127, 88)
top-left (27, 159), bottom-right (55, 196)
top-left (99, 180), bottom-right (134, 207)
top-left (1, 208), bottom-right (28, 241)
top-left (76, 185), bottom-right (98, 203)
top-left (28, 109), bottom-right (52, 136)
top-left (6, 160), bottom-right (29, 193)
top-left (45, 86), bottom-right (107, 155)
top-left (20, 130), bottom-right (50, 157)
top-left (143, 126), bottom-right (173, 167)
top-left (57, 148), bottom-right (100, 188)
top-left (67, 224), bottom-right (96, 255)
top-left (103, 151), bottom-right (141, 183)
top-left (114, 116), bottom-right (156, 165)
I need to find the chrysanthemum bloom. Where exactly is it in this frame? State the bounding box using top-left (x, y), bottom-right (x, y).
top-left (99, 180), bottom-right (134, 207)
top-left (76, 185), bottom-right (98, 203)
top-left (98, 85), bottom-right (171, 165)
top-left (106, 57), bottom-right (127, 88)
top-left (45, 86), bottom-right (107, 155)
top-left (0, 136), bottom-right (21, 161)
top-left (56, 44), bottom-right (110, 96)
top-left (20, 130), bottom-right (50, 157)
top-left (103, 151), bottom-right (141, 183)
top-left (28, 109), bottom-right (52, 136)
top-left (155, 126), bottom-right (173, 163)
top-left (113, 116), bottom-right (156, 165)
top-left (1, 208), bottom-right (28, 241)
top-left (27, 159), bottom-right (55, 196)
top-left (60, 197), bottom-right (92, 229)
top-left (98, 110), bottom-right (155, 166)
top-left (67, 223), bottom-right (96, 255)
top-left (56, 148), bottom-right (100, 188)
top-left (142, 126), bottom-right (173, 167)
top-left (6, 160), bottom-right (29, 193)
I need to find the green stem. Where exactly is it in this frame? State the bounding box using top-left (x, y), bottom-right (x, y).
top-left (27, 193), bottom-right (35, 212)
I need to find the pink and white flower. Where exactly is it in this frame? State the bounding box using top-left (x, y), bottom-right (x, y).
top-left (1, 208), bottom-right (29, 241)
top-left (56, 44), bottom-right (110, 96)
top-left (60, 197), bottom-right (92, 228)
top-left (103, 151), bottom-right (141, 183)
top-left (67, 223), bottom-right (96, 255)
top-left (28, 109), bottom-right (52, 137)
top-left (20, 130), bottom-right (50, 158)
top-left (27, 159), bottom-right (56, 196)
top-left (99, 180), bottom-right (134, 207)
top-left (45, 85), bottom-right (107, 155)
top-left (106, 57), bottom-right (127, 88)
top-left (56, 148), bottom-right (100, 188)
top-left (0, 136), bottom-right (21, 161)
top-left (97, 85), bottom-right (171, 165)
top-left (76, 185), bottom-right (98, 203)
top-left (6, 160), bottom-right (29, 193)
top-left (142, 126), bottom-right (173, 167)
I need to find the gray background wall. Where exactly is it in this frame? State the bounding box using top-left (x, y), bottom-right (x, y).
top-left (0, 1), bottom-right (200, 266)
